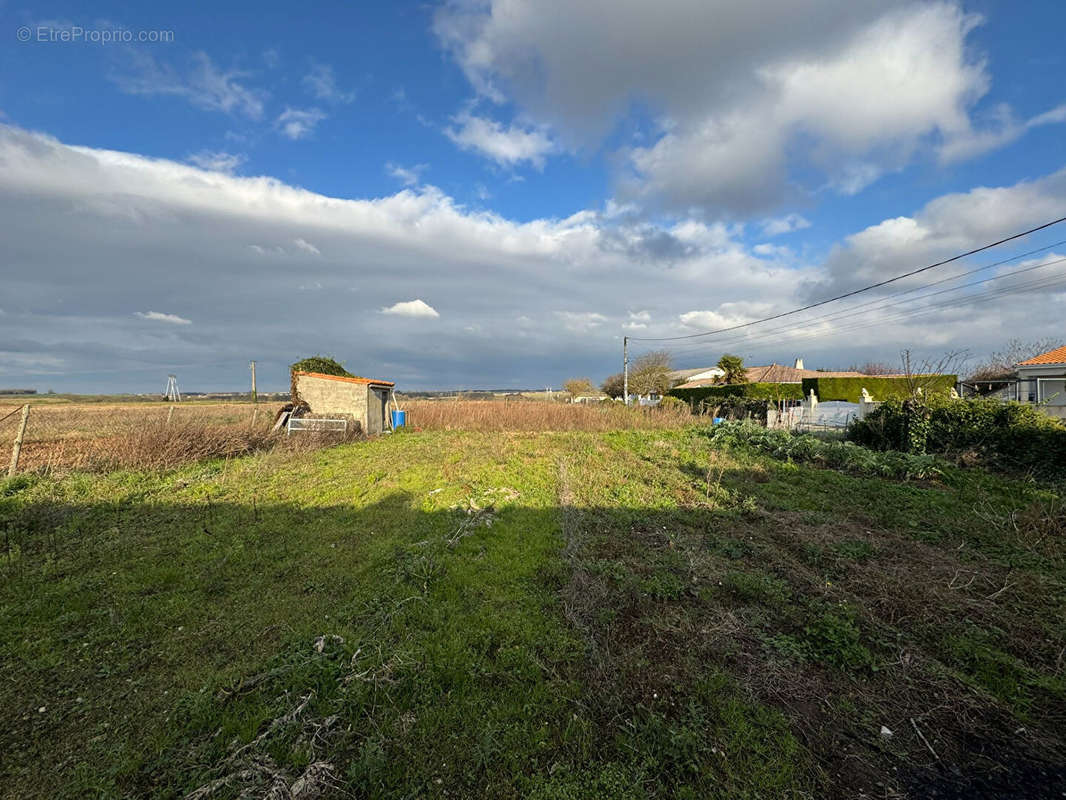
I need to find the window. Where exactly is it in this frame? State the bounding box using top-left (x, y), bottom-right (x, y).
top-left (1038, 379), bottom-right (1066, 406)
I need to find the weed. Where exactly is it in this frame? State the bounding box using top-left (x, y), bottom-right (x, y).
top-left (801, 603), bottom-right (875, 672)
top-left (402, 399), bottom-right (694, 432)
top-left (832, 539), bottom-right (875, 561)
top-left (708, 421), bottom-right (942, 480)
top-left (720, 571), bottom-right (791, 608)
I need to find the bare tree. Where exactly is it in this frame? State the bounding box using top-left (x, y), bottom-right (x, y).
top-left (847, 361), bottom-right (897, 375)
top-left (968, 338), bottom-right (1064, 381)
top-left (629, 351), bottom-right (674, 396)
top-left (899, 349), bottom-right (965, 398)
top-left (563, 377), bottom-right (597, 397)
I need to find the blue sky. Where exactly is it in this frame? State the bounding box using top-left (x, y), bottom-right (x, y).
top-left (1, 1), bottom-right (1065, 392)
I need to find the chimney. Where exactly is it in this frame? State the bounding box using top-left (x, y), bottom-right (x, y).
top-left (793, 357), bottom-right (804, 370)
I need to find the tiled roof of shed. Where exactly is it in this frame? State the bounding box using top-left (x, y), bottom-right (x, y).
top-left (294, 371), bottom-right (395, 387)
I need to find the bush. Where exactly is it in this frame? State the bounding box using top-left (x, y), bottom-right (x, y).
top-left (657, 396), bottom-right (690, 413)
top-left (800, 375), bottom-right (956, 402)
top-left (289, 355), bottom-right (354, 378)
top-left (848, 396), bottom-right (1066, 474)
top-left (708, 421), bottom-right (940, 480)
top-left (671, 382), bottom-right (804, 406)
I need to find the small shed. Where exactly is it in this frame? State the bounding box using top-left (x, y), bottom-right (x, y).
top-left (292, 371), bottom-right (396, 434)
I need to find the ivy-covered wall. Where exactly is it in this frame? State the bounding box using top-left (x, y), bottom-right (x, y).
top-left (800, 375), bottom-right (957, 402)
top-left (669, 382), bottom-right (805, 406)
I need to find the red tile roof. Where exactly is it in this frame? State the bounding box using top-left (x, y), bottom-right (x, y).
top-left (1018, 345), bottom-right (1066, 366)
top-left (294, 371), bottom-right (395, 387)
top-left (675, 364), bottom-right (875, 389)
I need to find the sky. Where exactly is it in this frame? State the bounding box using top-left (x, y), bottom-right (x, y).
top-left (1, 0), bottom-right (1065, 393)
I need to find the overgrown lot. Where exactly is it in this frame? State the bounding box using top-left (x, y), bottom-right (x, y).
top-left (2, 428), bottom-right (1064, 798)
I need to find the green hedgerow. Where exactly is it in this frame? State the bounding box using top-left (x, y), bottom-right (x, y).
top-left (848, 395), bottom-right (1066, 474)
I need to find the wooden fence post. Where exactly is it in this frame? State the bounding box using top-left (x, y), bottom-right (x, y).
top-left (166, 406), bottom-right (174, 426)
top-left (8, 404), bottom-right (30, 477)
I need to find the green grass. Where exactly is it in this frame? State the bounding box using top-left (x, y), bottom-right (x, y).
top-left (2, 428), bottom-right (1065, 798)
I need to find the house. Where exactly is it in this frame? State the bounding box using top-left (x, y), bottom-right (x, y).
top-left (292, 371), bottom-right (396, 434)
top-left (673, 363), bottom-right (869, 390)
top-left (669, 366), bottom-right (724, 384)
top-left (1015, 345), bottom-right (1066, 419)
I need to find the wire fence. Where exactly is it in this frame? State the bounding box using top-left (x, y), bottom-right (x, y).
top-left (0, 401), bottom-right (373, 473)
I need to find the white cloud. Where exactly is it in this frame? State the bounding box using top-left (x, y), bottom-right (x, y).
top-left (386, 162), bottom-right (429, 186)
top-left (762, 214), bottom-right (811, 237)
top-left (679, 303), bottom-right (768, 331)
top-left (555, 311), bottom-right (607, 332)
top-left (444, 112), bottom-right (555, 168)
top-left (275, 107), bottom-right (326, 140)
top-left (134, 311), bottom-right (191, 325)
top-left (940, 102), bottom-right (1066, 164)
top-left (381, 299), bottom-right (440, 318)
top-left (752, 243), bottom-right (792, 258)
top-left (623, 311), bottom-right (651, 331)
top-left (292, 238), bottom-right (321, 255)
top-left (249, 244), bottom-right (284, 256)
top-left (435, 1), bottom-right (1045, 215)
top-left (186, 150), bottom-right (246, 173)
top-left (113, 51), bottom-right (266, 119)
top-left (815, 166), bottom-right (1066, 295)
top-left (624, 4), bottom-right (987, 214)
top-left (303, 63), bottom-right (355, 104)
top-left (3, 122), bottom-right (1065, 390)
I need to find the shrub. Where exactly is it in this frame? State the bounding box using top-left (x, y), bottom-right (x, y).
top-left (289, 355), bottom-right (354, 378)
top-left (657, 396), bottom-right (689, 413)
top-left (707, 421), bottom-right (941, 480)
top-left (848, 396), bottom-right (1066, 474)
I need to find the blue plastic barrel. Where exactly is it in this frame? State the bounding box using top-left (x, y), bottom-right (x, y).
top-left (391, 409), bottom-right (407, 429)
top-left (712, 417), bottom-right (725, 425)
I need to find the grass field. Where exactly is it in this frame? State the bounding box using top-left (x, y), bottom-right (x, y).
top-left (2, 425), bottom-right (1064, 798)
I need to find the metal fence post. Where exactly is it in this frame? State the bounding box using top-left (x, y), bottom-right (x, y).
top-left (8, 404), bottom-right (30, 477)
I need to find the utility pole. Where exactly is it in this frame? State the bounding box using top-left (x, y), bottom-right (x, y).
top-left (249, 360), bottom-right (258, 403)
top-left (623, 336), bottom-right (629, 406)
top-left (164, 374), bottom-right (181, 402)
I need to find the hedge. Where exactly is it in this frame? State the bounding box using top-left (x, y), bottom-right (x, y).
top-left (800, 375), bottom-right (957, 403)
top-left (670, 382), bottom-right (804, 406)
top-left (847, 395), bottom-right (1066, 475)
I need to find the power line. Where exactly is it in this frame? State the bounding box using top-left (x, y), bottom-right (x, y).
top-left (651, 251), bottom-right (1066, 357)
top-left (654, 262), bottom-right (1066, 364)
top-left (626, 215), bottom-right (1066, 342)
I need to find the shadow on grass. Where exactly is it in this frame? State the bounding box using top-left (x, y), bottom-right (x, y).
top-left (2, 486), bottom-right (1064, 800)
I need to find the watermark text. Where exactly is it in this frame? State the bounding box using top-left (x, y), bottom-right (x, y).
top-left (17, 25), bottom-right (175, 44)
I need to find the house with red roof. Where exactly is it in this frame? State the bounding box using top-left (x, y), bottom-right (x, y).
top-left (1015, 344), bottom-right (1066, 418)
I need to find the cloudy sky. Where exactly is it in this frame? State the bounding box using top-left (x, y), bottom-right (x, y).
top-left (1, 1), bottom-right (1065, 392)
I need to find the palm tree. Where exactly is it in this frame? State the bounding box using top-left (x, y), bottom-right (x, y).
top-left (716, 354), bottom-right (747, 384)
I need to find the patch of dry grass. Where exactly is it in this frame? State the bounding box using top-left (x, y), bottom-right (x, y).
top-left (401, 399), bottom-right (694, 431)
top-left (0, 402), bottom-right (361, 472)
